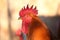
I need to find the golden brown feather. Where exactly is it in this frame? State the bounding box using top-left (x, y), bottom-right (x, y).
top-left (27, 14), bottom-right (51, 40)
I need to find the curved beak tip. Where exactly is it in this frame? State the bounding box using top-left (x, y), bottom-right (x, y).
top-left (18, 17), bottom-right (21, 20)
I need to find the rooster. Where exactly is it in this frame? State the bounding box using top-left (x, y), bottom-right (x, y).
top-left (16, 5), bottom-right (51, 40)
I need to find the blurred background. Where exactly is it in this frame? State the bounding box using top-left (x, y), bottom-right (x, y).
top-left (0, 0), bottom-right (60, 40)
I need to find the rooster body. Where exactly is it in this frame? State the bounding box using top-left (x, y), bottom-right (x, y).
top-left (28, 15), bottom-right (50, 40)
top-left (16, 5), bottom-right (51, 40)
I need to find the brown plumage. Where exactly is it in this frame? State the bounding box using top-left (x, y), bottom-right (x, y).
top-left (27, 14), bottom-right (51, 40)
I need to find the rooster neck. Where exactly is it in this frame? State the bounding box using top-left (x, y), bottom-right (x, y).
top-left (21, 20), bottom-right (30, 34)
top-left (29, 18), bottom-right (41, 27)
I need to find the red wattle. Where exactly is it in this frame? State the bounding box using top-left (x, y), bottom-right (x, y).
top-left (16, 29), bottom-right (21, 36)
top-left (20, 35), bottom-right (23, 40)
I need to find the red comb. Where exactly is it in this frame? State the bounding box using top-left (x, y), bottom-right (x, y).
top-left (19, 5), bottom-right (38, 17)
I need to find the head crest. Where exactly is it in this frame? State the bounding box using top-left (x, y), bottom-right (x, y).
top-left (19, 5), bottom-right (38, 17)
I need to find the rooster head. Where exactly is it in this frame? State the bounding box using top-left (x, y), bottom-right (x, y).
top-left (18, 5), bottom-right (38, 34)
top-left (18, 5), bottom-right (38, 20)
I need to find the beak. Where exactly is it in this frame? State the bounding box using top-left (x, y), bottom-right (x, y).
top-left (18, 17), bottom-right (21, 20)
